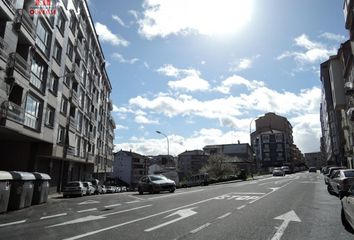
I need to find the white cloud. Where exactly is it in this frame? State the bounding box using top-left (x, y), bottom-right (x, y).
top-left (157, 64), bottom-right (210, 92)
top-left (112, 53), bottom-right (139, 64)
top-left (277, 34), bottom-right (336, 65)
top-left (114, 128), bottom-right (250, 156)
top-left (95, 22), bottom-right (129, 47)
top-left (128, 10), bottom-right (139, 20)
top-left (112, 15), bottom-right (128, 28)
top-left (138, 0), bottom-right (253, 39)
top-left (319, 32), bottom-right (346, 42)
top-left (215, 75), bottom-right (265, 94)
top-left (134, 115), bottom-right (159, 124)
top-left (116, 124), bottom-right (129, 130)
top-left (229, 55), bottom-right (260, 72)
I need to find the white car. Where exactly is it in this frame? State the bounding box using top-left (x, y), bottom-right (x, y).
top-left (341, 184), bottom-right (354, 232)
top-left (83, 182), bottom-right (95, 195)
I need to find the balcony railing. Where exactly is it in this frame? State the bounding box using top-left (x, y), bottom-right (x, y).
top-left (72, 62), bottom-right (81, 81)
top-left (0, 36), bottom-right (9, 60)
top-left (15, 9), bottom-right (36, 39)
top-left (70, 90), bottom-right (79, 105)
top-left (69, 116), bottom-right (76, 130)
top-left (87, 153), bottom-right (95, 163)
top-left (8, 52), bottom-right (31, 79)
top-left (75, 39), bottom-right (84, 58)
top-left (0, 100), bottom-right (25, 124)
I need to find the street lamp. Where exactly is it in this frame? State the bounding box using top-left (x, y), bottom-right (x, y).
top-left (156, 130), bottom-right (169, 156)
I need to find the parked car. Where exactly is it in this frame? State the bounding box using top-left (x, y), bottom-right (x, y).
top-left (324, 167), bottom-right (346, 185)
top-left (328, 169), bottom-right (354, 196)
top-left (272, 168), bottom-right (285, 176)
top-left (106, 185), bottom-right (116, 193)
top-left (138, 175), bottom-right (176, 194)
top-left (63, 181), bottom-right (87, 197)
top-left (98, 185), bottom-right (107, 194)
top-left (121, 186), bottom-right (127, 192)
top-left (341, 184), bottom-right (354, 232)
top-left (309, 167), bottom-right (317, 173)
top-left (281, 166), bottom-right (291, 174)
top-left (83, 182), bottom-right (95, 195)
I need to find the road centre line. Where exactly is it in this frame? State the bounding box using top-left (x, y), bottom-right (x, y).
top-left (249, 181), bottom-right (293, 204)
top-left (77, 208), bottom-right (97, 213)
top-left (237, 205), bottom-right (246, 210)
top-left (230, 192), bottom-right (265, 195)
top-left (40, 213), bottom-right (68, 220)
top-left (190, 223), bottom-right (212, 234)
top-left (147, 189), bottom-right (205, 200)
top-left (0, 219), bottom-right (27, 228)
top-left (125, 200), bottom-right (140, 204)
top-left (217, 212), bottom-right (231, 219)
top-left (63, 192), bottom-right (235, 240)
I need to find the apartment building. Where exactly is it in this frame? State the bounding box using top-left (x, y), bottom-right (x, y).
top-left (177, 150), bottom-right (209, 179)
top-left (0, 0), bottom-right (115, 192)
top-left (250, 113), bottom-right (304, 172)
top-left (113, 150), bottom-right (149, 189)
top-left (304, 152), bottom-right (324, 170)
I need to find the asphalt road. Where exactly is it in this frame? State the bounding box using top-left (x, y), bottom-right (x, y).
top-left (0, 172), bottom-right (353, 240)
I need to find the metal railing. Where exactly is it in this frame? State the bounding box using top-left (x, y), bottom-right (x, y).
top-left (15, 9), bottom-right (36, 39)
top-left (72, 62), bottom-right (81, 81)
top-left (0, 36), bottom-right (9, 60)
top-left (69, 116), bottom-right (76, 130)
top-left (3, 0), bottom-right (16, 12)
top-left (75, 39), bottom-right (84, 58)
top-left (8, 52), bottom-right (31, 79)
top-left (0, 100), bottom-right (25, 124)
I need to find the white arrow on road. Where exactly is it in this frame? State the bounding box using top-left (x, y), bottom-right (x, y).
top-left (77, 200), bottom-right (100, 205)
top-left (271, 210), bottom-right (301, 240)
top-left (144, 208), bottom-right (198, 232)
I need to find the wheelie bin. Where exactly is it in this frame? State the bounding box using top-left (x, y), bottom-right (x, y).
top-left (8, 171), bottom-right (35, 211)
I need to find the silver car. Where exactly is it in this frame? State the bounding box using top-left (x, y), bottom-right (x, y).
top-left (138, 175), bottom-right (176, 195)
top-left (341, 184), bottom-right (354, 232)
top-left (328, 169), bottom-right (354, 196)
top-left (63, 181), bottom-right (87, 197)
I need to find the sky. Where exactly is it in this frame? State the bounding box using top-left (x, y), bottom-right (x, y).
top-left (88, 0), bottom-right (348, 156)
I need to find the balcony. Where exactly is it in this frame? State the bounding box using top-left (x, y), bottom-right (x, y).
top-left (7, 52), bottom-right (31, 79)
top-left (0, 36), bottom-right (9, 61)
top-left (87, 154), bottom-right (95, 164)
top-left (0, 100), bottom-right (25, 125)
top-left (15, 9), bottom-right (36, 40)
top-left (89, 132), bottom-right (95, 140)
top-left (70, 90), bottom-right (79, 105)
top-left (0, 0), bottom-right (16, 20)
top-left (107, 99), bottom-right (113, 111)
top-left (67, 146), bottom-right (75, 156)
top-left (72, 63), bottom-right (81, 81)
top-left (69, 116), bottom-right (76, 131)
top-left (75, 39), bottom-right (85, 59)
top-left (79, 15), bottom-right (87, 37)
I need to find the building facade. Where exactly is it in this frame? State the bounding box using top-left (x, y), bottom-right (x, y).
top-left (250, 112), bottom-right (304, 172)
top-left (113, 150), bottom-right (149, 189)
top-left (0, 0), bottom-right (115, 192)
top-left (304, 152), bottom-right (324, 170)
top-left (177, 150), bottom-right (209, 180)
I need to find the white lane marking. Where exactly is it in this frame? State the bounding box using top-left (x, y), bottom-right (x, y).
top-left (0, 219), bottom-right (27, 228)
top-left (127, 195), bottom-right (144, 201)
top-left (190, 223), bottom-right (212, 234)
top-left (144, 208), bottom-right (198, 232)
top-left (147, 189), bottom-right (205, 200)
top-left (77, 208), bottom-right (97, 213)
top-left (104, 203), bottom-right (121, 208)
top-left (40, 213), bottom-right (67, 220)
top-left (298, 181), bottom-right (320, 184)
top-left (63, 192), bottom-right (234, 240)
top-left (48, 205), bottom-right (152, 228)
top-left (217, 212), bottom-right (231, 219)
top-left (101, 205), bottom-right (152, 217)
top-left (249, 181), bottom-right (293, 204)
top-left (237, 205), bottom-right (246, 210)
top-left (271, 210), bottom-right (301, 240)
top-left (77, 200), bottom-right (100, 205)
top-left (125, 200), bottom-right (140, 204)
top-left (230, 192), bottom-right (265, 195)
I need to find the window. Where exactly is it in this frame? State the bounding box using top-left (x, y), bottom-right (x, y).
top-left (36, 19), bottom-right (52, 56)
top-left (24, 94), bottom-right (42, 130)
top-left (67, 40), bottom-right (74, 61)
top-left (57, 11), bottom-right (66, 35)
top-left (58, 125), bottom-right (65, 143)
top-left (69, 12), bottom-right (77, 33)
top-left (262, 134), bottom-right (270, 143)
top-left (30, 55), bottom-right (47, 92)
top-left (75, 136), bottom-right (80, 156)
top-left (48, 73), bottom-right (58, 95)
top-left (60, 96), bottom-right (68, 115)
top-left (53, 41), bottom-right (62, 64)
top-left (45, 105), bottom-right (55, 128)
top-left (275, 134), bottom-right (283, 142)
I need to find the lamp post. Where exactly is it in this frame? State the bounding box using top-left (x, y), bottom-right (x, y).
top-left (156, 130), bottom-right (169, 156)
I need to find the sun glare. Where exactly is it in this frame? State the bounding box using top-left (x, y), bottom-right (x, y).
top-left (193, 0), bottom-right (253, 36)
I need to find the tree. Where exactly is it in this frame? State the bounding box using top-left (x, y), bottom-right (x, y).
top-left (201, 154), bottom-right (238, 179)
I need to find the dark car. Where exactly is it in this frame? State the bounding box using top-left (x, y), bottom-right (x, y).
top-left (328, 169), bottom-right (354, 196)
top-left (138, 175), bottom-right (176, 195)
top-left (309, 167), bottom-right (317, 173)
top-left (324, 167), bottom-right (346, 185)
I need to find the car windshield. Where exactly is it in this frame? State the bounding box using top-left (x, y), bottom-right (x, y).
top-left (344, 171), bottom-right (354, 178)
top-left (3, 1), bottom-right (354, 240)
top-left (150, 176), bottom-right (167, 181)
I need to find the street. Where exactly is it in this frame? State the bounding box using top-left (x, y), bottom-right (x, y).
top-left (0, 172), bottom-right (352, 240)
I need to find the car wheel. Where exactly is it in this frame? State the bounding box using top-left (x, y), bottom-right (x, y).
top-left (138, 187), bottom-right (143, 195)
top-left (341, 207), bottom-right (354, 233)
top-left (327, 185), bottom-right (334, 195)
top-left (169, 188), bottom-right (175, 193)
